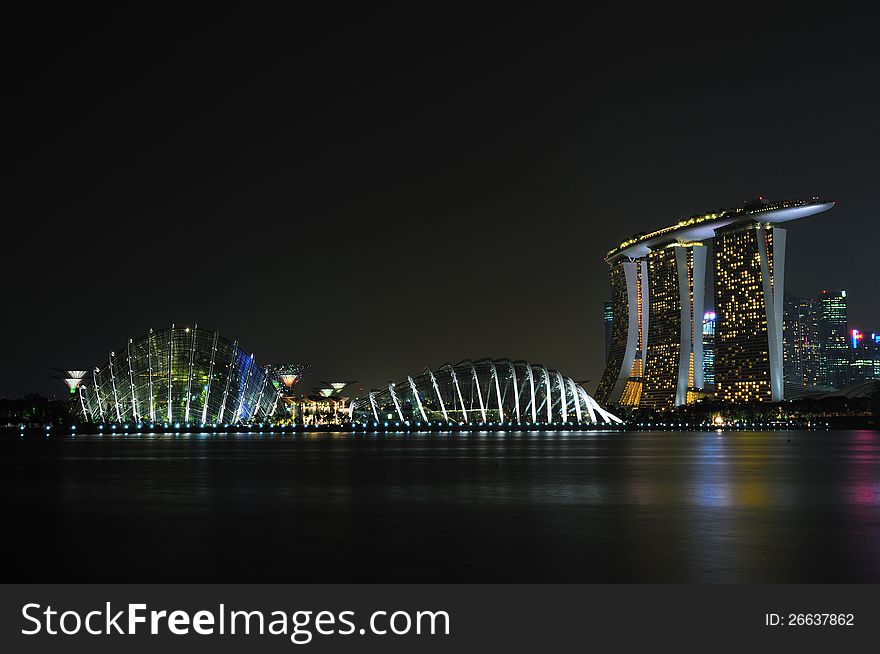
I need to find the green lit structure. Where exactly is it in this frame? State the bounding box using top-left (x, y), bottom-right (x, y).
top-left (78, 325), bottom-right (282, 425)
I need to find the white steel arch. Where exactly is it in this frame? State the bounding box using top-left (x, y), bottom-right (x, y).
top-left (408, 375), bottom-right (428, 422)
top-left (184, 324), bottom-right (198, 423)
top-left (369, 392), bottom-right (379, 422)
top-left (166, 325), bottom-right (174, 423)
top-left (505, 360), bottom-right (521, 423)
top-left (557, 371), bottom-right (569, 423)
top-left (468, 361), bottom-right (487, 423)
top-left (388, 383), bottom-right (404, 422)
top-left (201, 330), bottom-right (219, 424)
top-left (236, 354), bottom-right (255, 422)
top-left (108, 353), bottom-right (122, 422)
top-left (348, 359), bottom-right (622, 427)
top-left (579, 386), bottom-right (597, 423)
top-left (541, 366), bottom-right (552, 423)
top-left (147, 328), bottom-right (155, 422)
top-left (524, 363), bottom-right (537, 423)
top-left (252, 374), bottom-right (271, 421)
top-left (445, 365), bottom-right (468, 422)
top-left (127, 340), bottom-right (139, 422)
top-left (489, 361), bottom-right (504, 422)
top-left (568, 377), bottom-right (582, 423)
top-left (78, 385), bottom-right (91, 422)
top-left (426, 368), bottom-right (449, 422)
top-left (218, 340), bottom-right (238, 424)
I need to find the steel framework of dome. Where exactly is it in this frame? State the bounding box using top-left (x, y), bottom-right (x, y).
top-left (349, 359), bottom-right (622, 426)
top-left (78, 325), bottom-right (283, 425)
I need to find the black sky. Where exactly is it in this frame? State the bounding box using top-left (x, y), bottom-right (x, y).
top-left (3, 6), bottom-right (877, 399)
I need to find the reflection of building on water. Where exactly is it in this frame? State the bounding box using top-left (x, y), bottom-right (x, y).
top-left (281, 381), bottom-right (356, 426)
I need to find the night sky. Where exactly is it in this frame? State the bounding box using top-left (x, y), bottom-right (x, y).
top-left (4, 7), bottom-right (877, 399)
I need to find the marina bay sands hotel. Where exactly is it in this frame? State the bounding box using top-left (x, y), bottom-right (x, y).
top-left (596, 197), bottom-right (834, 409)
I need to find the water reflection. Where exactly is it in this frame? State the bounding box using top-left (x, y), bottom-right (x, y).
top-left (3, 429), bottom-right (880, 582)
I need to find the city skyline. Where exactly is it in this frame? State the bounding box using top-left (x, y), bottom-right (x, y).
top-left (2, 8), bottom-right (880, 609)
top-left (3, 7), bottom-right (878, 399)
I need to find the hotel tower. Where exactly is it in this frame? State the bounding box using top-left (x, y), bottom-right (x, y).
top-left (596, 198), bottom-right (833, 409)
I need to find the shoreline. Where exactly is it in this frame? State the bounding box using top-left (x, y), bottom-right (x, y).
top-left (4, 422), bottom-right (877, 436)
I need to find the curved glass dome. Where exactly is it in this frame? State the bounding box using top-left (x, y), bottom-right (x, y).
top-left (350, 359), bottom-right (621, 426)
top-left (78, 325), bottom-right (282, 425)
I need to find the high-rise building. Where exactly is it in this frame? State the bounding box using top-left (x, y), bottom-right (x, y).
top-left (603, 301), bottom-right (614, 363)
top-left (714, 223), bottom-right (786, 403)
top-left (874, 333), bottom-right (880, 381)
top-left (640, 243), bottom-right (706, 409)
top-left (783, 293), bottom-right (805, 388)
top-left (849, 329), bottom-right (879, 383)
top-left (817, 290), bottom-right (849, 389)
top-left (782, 293), bottom-right (821, 391)
top-left (597, 197), bottom-right (833, 408)
top-left (702, 311), bottom-right (716, 387)
top-left (596, 260), bottom-right (648, 407)
top-left (802, 300), bottom-right (822, 388)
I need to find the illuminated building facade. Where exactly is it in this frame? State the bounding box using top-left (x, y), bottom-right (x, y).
top-left (595, 260), bottom-right (648, 407)
top-left (597, 197), bottom-right (834, 407)
top-left (77, 325), bottom-right (283, 424)
top-left (639, 244), bottom-right (705, 408)
top-left (279, 381), bottom-right (356, 426)
top-left (714, 223), bottom-right (786, 402)
top-left (849, 330), bottom-right (878, 382)
top-left (848, 329), bottom-right (880, 382)
top-left (782, 293), bottom-right (821, 390)
top-left (702, 311), bottom-right (716, 387)
top-left (874, 334), bottom-right (879, 380)
top-left (287, 395), bottom-right (351, 426)
top-left (351, 359), bottom-right (621, 425)
top-left (603, 301), bottom-right (614, 362)
top-left (818, 290), bottom-right (849, 389)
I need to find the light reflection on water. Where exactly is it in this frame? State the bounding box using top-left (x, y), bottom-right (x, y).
top-left (4, 429), bottom-right (880, 582)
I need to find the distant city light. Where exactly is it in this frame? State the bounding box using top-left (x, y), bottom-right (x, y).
top-left (851, 329), bottom-right (863, 348)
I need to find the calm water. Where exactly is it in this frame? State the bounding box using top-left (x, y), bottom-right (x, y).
top-left (3, 429), bottom-right (880, 582)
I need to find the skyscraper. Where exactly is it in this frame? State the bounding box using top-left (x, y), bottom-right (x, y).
top-left (817, 290), bottom-right (848, 388)
top-left (873, 333), bottom-right (880, 381)
top-left (640, 243), bottom-right (705, 409)
top-left (714, 223), bottom-right (786, 403)
top-left (849, 329), bottom-right (879, 383)
top-left (702, 311), bottom-right (716, 387)
top-left (596, 259), bottom-right (648, 407)
top-left (603, 301), bottom-right (614, 363)
top-left (597, 197), bottom-right (833, 408)
top-left (782, 293), bottom-right (821, 391)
